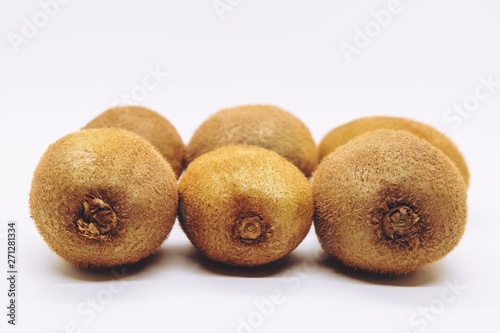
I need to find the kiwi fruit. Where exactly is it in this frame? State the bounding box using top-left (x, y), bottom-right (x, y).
top-left (185, 104), bottom-right (318, 177)
top-left (318, 116), bottom-right (470, 187)
top-left (85, 105), bottom-right (185, 178)
top-left (313, 129), bottom-right (467, 275)
top-left (178, 145), bottom-right (314, 266)
top-left (29, 128), bottom-right (178, 268)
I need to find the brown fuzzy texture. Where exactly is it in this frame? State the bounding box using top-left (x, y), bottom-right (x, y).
top-left (313, 129), bottom-right (468, 275)
top-left (85, 106), bottom-right (185, 178)
top-left (178, 145), bottom-right (314, 266)
top-left (318, 116), bottom-right (470, 187)
top-left (29, 128), bottom-right (178, 268)
top-left (185, 104), bottom-right (318, 177)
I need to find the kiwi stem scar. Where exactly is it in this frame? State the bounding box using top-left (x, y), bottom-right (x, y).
top-left (395, 218), bottom-right (407, 227)
top-left (75, 195), bottom-right (119, 240)
top-left (233, 214), bottom-right (266, 244)
top-left (382, 205), bottom-right (419, 240)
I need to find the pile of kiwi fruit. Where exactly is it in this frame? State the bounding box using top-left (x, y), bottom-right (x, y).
top-left (30, 105), bottom-right (469, 276)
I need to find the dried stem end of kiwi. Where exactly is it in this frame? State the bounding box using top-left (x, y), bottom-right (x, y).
top-left (381, 205), bottom-right (420, 240)
top-left (75, 195), bottom-right (119, 240)
top-left (233, 213), bottom-right (268, 245)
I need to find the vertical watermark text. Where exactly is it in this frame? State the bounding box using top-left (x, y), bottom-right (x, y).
top-left (6, 221), bottom-right (17, 325)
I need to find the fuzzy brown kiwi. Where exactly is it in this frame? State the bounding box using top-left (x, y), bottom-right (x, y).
top-left (185, 104), bottom-right (318, 177)
top-left (29, 128), bottom-right (178, 268)
top-left (313, 129), bottom-right (467, 275)
top-left (85, 106), bottom-right (185, 178)
top-left (318, 116), bottom-right (470, 187)
top-left (178, 145), bottom-right (314, 266)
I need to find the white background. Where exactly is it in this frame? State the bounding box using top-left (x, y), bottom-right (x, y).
top-left (1, 0), bottom-right (499, 332)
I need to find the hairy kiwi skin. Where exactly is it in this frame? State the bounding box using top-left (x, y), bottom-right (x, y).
top-left (185, 104), bottom-right (318, 177)
top-left (29, 128), bottom-right (178, 268)
top-left (85, 105), bottom-right (185, 178)
top-left (313, 129), bottom-right (467, 275)
top-left (318, 116), bottom-right (470, 187)
top-left (178, 145), bottom-right (314, 266)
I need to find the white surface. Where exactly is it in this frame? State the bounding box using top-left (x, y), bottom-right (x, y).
top-left (1, 0), bottom-right (499, 332)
